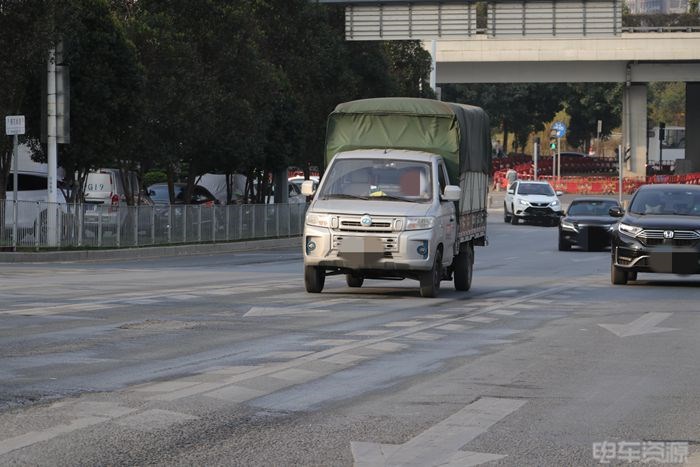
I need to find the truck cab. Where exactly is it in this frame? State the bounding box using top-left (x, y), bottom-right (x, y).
top-left (302, 149), bottom-right (461, 297)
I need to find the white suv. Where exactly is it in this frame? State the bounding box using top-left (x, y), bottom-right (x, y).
top-left (504, 180), bottom-right (563, 226)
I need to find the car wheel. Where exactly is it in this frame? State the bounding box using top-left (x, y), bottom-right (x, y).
top-left (558, 233), bottom-right (571, 251)
top-left (346, 274), bottom-right (364, 288)
top-left (305, 265), bottom-right (325, 293)
top-left (510, 207), bottom-right (519, 225)
top-left (453, 243), bottom-right (474, 292)
top-left (503, 203), bottom-right (511, 223)
top-left (611, 261), bottom-right (628, 285)
top-left (420, 248), bottom-right (442, 298)
top-left (628, 271), bottom-right (638, 281)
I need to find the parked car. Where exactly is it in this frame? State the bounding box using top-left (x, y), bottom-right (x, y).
top-left (3, 172), bottom-right (72, 243)
top-left (558, 197), bottom-right (620, 251)
top-left (148, 183), bottom-right (224, 236)
top-left (289, 176), bottom-right (319, 193)
top-left (610, 184), bottom-right (700, 284)
top-left (83, 169), bottom-right (151, 234)
top-left (504, 180), bottom-right (563, 226)
top-left (148, 183), bottom-right (219, 206)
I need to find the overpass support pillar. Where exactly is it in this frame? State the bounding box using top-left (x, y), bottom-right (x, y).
top-left (687, 82), bottom-right (700, 173)
top-left (623, 83), bottom-right (648, 177)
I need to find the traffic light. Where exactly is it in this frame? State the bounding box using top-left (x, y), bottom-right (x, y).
top-left (549, 137), bottom-right (556, 150)
top-left (659, 122), bottom-right (666, 141)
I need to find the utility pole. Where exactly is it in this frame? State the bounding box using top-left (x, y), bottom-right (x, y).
top-left (533, 137), bottom-right (540, 181)
top-left (47, 46), bottom-right (58, 246)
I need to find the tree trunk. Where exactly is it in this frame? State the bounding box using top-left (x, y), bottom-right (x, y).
top-left (502, 121), bottom-right (510, 158)
top-left (167, 163), bottom-right (176, 204)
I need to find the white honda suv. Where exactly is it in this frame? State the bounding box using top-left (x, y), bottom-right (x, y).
top-left (504, 180), bottom-right (563, 226)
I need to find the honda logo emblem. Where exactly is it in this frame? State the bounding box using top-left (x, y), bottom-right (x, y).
top-left (663, 230), bottom-right (675, 239)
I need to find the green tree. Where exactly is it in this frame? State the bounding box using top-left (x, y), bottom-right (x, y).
top-left (442, 83), bottom-right (565, 154)
top-left (384, 41), bottom-right (435, 98)
top-left (563, 83), bottom-right (622, 151)
top-left (0, 0), bottom-right (54, 203)
top-left (648, 82), bottom-right (685, 127)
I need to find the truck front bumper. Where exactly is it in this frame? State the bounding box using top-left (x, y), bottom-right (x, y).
top-left (303, 225), bottom-right (438, 272)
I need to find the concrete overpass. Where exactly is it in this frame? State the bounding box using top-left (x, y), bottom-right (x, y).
top-left (316, 0), bottom-right (700, 176)
top-left (435, 32), bottom-right (700, 176)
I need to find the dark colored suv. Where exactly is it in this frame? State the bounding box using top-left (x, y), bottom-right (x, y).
top-left (610, 184), bottom-right (700, 284)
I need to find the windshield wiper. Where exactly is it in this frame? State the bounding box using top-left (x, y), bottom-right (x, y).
top-left (368, 194), bottom-right (413, 202)
top-left (323, 193), bottom-right (369, 200)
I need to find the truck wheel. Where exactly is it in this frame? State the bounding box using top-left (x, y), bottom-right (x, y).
top-left (503, 204), bottom-right (511, 223)
top-left (510, 206), bottom-right (519, 225)
top-left (453, 243), bottom-right (474, 292)
top-left (305, 266), bottom-right (325, 293)
top-left (420, 249), bottom-right (442, 298)
top-left (611, 262), bottom-right (628, 285)
top-left (346, 274), bottom-right (364, 288)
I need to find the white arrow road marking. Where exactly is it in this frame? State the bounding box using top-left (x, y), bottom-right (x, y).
top-left (599, 313), bottom-right (678, 338)
top-left (351, 397), bottom-right (526, 467)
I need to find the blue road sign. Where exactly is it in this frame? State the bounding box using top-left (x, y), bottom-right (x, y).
top-left (552, 121), bottom-right (566, 138)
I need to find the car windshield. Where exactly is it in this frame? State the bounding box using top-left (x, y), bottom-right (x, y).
top-left (629, 189), bottom-right (700, 216)
top-left (149, 185), bottom-right (173, 203)
top-left (517, 183), bottom-right (555, 196)
top-left (317, 159), bottom-right (433, 203)
top-left (567, 200), bottom-right (619, 217)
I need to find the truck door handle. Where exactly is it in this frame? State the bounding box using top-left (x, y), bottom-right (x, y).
top-left (450, 217), bottom-right (454, 222)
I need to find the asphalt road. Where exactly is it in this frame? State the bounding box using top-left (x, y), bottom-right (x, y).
top-left (1, 211), bottom-right (699, 466)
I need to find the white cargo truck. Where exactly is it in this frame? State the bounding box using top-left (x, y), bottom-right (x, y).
top-left (302, 98), bottom-right (491, 297)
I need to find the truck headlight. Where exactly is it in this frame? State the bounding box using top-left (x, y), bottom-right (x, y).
top-left (405, 217), bottom-right (435, 230)
top-left (618, 222), bottom-right (643, 237)
top-left (306, 213), bottom-right (333, 228)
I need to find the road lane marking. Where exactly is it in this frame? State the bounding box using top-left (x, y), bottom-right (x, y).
top-left (599, 312), bottom-right (678, 337)
top-left (307, 339), bottom-right (357, 346)
top-left (404, 332), bottom-right (443, 341)
top-left (347, 330), bottom-right (393, 336)
top-left (489, 309), bottom-right (520, 316)
top-left (0, 303), bottom-right (116, 316)
top-left (384, 321), bottom-right (424, 327)
top-left (351, 397), bottom-right (527, 467)
top-left (464, 316), bottom-right (498, 323)
top-left (113, 409), bottom-right (198, 432)
top-left (0, 416), bottom-right (109, 456)
top-left (437, 324), bottom-right (473, 331)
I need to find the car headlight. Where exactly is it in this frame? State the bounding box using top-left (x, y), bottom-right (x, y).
top-left (306, 213), bottom-right (333, 228)
top-left (550, 199), bottom-right (561, 208)
top-left (560, 219), bottom-right (578, 232)
top-left (405, 216), bottom-right (435, 230)
top-left (618, 222), bottom-right (643, 237)
top-left (518, 198), bottom-right (529, 206)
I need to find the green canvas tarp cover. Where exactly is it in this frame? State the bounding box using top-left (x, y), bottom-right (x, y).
top-left (325, 98), bottom-right (491, 181)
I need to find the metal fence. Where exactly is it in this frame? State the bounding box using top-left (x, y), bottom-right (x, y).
top-left (0, 200), bottom-right (308, 250)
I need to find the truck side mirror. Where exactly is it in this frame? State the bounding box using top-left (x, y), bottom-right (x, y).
top-left (442, 185), bottom-right (461, 202)
top-left (301, 180), bottom-right (316, 196)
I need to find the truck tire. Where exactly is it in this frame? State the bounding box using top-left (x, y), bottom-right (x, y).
top-left (503, 203), bottom-right (511, 223)
top-left (611, 262), bottom-right (628, 285)
top-left (420, 248), bottom-right (442, 298)
top-left (305, 266), bottom-right (326, 293)
top-left (346, 274), bottom-right (364, 288)
top-left (453, 243), bottom-right (474, 291)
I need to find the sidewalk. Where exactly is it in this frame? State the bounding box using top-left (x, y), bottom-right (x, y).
top-left (0, 237), bottom-right (302, 263)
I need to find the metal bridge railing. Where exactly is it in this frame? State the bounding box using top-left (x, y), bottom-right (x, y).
top-left (0, 200), bottom-right (308, 251)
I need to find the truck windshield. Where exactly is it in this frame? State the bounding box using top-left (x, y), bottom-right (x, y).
top-left (318, 159), bottom-right (433, 203)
